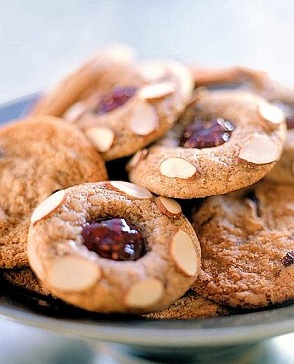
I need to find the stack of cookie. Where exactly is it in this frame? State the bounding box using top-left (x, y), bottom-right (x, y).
top-left (1, 44), bottom-right (293, 319)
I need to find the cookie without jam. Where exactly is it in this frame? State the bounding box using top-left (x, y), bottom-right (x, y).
top-left (191, 180), bottom-right (294, 308)
top-left (144, 289), bottom-right (230, 319)
top-left (1, 267), bottom-right (51, 296)
top-left (0, 116), bottom-right (108, 268)
top-left (27, 181), bottom-right (201, 314)
top-left (128, 90), bottom-right (286, 198)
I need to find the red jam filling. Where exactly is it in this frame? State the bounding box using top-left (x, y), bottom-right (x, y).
top-left (82, 217), bottom-right (146, 261)
top-left (281, 251), bottom-right (294, 267)
top-left (179, 117), bottom-right (235, 149)
top-left (95, 86), bottom-right (137, 114)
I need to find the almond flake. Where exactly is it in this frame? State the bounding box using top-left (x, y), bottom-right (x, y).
top-left (155, 196), bottom-right (182, 218)
top-left (48, 256), bottom-right (100, 291)
top-left (129, 102), bottom-right (158, 135)
top-left (171, 229), bottom-right (198, 276)
top-left (126, 149), bottom-right (148, 171)
top-left (85, 127), bottom-right (114, 152)
top-left (139, 62), bottom-right (166, 82)
top-left (109, 181), bottom-right (152, 199)
top-left (63, 102), bottom-right (86, 122)
top-left (159, 157), bottom-right (196, 179)
top-left (125, 278), bottom-right (164, 308)
top-left (238, 135), bottom-right (280, 164)
top-left (258, 103), bottom-right (285, 125)
top-left (31, 190), bottom-right (66, 224)
top-left (138, 82), bottom-right (176, 101)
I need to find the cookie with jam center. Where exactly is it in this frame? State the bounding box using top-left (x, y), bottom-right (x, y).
top-left (191, 180), bottom-right (294, 309)
top-left (190, 65), bottom-right (294, 184)
top-left (31, 44), bottom-right (194, 161)
top-left (0, 115), bottom-right (108, 268)
top-left (128, 90), bottom-right (286, 198)
top-left (27, 181), bottom-right (201, 314)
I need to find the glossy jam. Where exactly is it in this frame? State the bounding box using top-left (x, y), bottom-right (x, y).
top-left (95, 86), bottom-right (137, 114)
top-left (82, 217), bottom-right (146, 261)
top-left (281, 251), bottom-right (294, 267)
top-left (179, 118), bottom-right (235, 149)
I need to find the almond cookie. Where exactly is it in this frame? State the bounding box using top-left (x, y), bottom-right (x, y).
top-left (128, 90), bottom-right (286, 198)
top-left (191, 65), bottom-right (294, 184)
top-left (0, 115), bottom-right (108, 268)
top-left (191, 180), bottom-right (294, 309)
top-left (143, 289), bottom-right (230, 320)
top-left (27, 181), bottom-right (201, 314)
top-left (31, 45), bottom-right (194, 161)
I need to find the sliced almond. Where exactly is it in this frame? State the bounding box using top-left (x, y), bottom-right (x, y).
top-left (48, 255), bottom-right (100, 291)
top-left (109, 181), bottom-right (152, 199)
top-left (155, 196), bottom-right (182, 218)
top-left (126, 149), bottom-right (148, 171)
top-left (138, 62), bottom-right (166, 82)
top-left (63, 102), bottom-right (87, 122)
top-left (167, 61), bottom-right (194, 102)
top-left (159, 157), bottom-right (196, 179)
top-left (171, 229), bottom-right (198, 276)
top-left (85, 127), bottom-right (114, 152)
top-left (138, 82), bottom-right (176, 101)
top-left (258, 103), bottom-right (285, 125)
top-left (125, 278), bottom-right (164, 308)
top-left (129, 101), bottom-right (158, 135)
top-left (238, 135), bottom-right (280, 164)
top-left (31, 190), bottom-right (66, 224)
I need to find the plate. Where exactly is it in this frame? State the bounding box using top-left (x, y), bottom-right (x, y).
top-left (0, 94), bottom-right (293, 362)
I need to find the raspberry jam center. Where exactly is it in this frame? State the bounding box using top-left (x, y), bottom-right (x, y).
top-left (82, 218), bottom-right (146, 261)
top-left (96, 86), bottom-right (137, 114)
top-left (179, 118), bottom-right (235, 149)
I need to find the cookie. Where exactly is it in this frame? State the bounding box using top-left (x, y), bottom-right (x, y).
top-left (191, 65), bottom-right (294, 184)
top-left (0, 115), bottom-right (108, 268)
top-left (144, 289), bottom-right (230, 320)
top-left (31, 45), bottom-right (194, 161)
top-left (128, 90), bottom-right (286, 198)
top-left (1, 267), bottom-right (51, 296)
top-left (27, 181), bottom-right (201, 314)
top-left (191, 180), bottom-right (294, 309)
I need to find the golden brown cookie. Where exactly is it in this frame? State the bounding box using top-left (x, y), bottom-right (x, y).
top-left (72, 59), bottom-right (193, 161)
top-left (31, 45), bottom-right (194, 161)
top-left (128, 90), bottom-right (286, 198)
top-left (27, 181), bottom-right (201, 314)
top-left (0, 115), bottom-right (108, 268)
top-left (190, 65), bottom-right (294, 184)
top-left (191, 180), bottom-right (294, 309)
top-left (143, 289), bottom-right (230, 319)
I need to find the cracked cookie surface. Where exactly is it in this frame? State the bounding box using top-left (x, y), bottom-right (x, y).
top-left (191, 180), bottom-right (294, 308)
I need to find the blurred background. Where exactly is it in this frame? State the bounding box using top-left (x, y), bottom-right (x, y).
top-left (0, 0), bottom-right (294, 363)
top-left (1, 0), bottom-right (294, 103)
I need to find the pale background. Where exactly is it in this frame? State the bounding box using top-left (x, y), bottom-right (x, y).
top-left (0, 0), bottom-right (294, 363)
